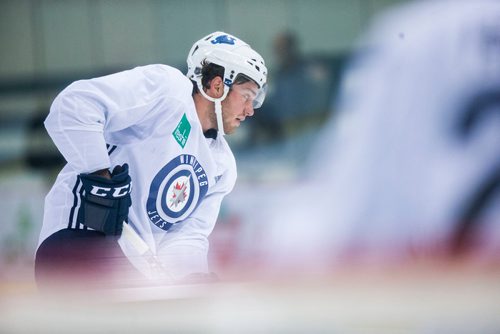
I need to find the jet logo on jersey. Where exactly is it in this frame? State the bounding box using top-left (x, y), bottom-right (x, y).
top-left (146, 154), bottom-right (208, 231)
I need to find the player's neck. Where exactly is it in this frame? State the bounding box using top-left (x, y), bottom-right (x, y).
top-left (193, 93), bottom-right (217, 132)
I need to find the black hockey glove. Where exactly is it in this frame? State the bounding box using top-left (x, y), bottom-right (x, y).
top-left (78, 164), bottom-right (132, 236)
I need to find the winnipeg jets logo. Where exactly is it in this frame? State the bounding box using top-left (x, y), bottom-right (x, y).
top-left (211, 35), bottom-right (236, 45)
top-left (169, 175), bottom-right (191, 208)
top-left (146, 155), bottom-right (208, 231)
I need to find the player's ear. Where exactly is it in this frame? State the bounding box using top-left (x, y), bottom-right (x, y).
top-left (207, 76), bottom-right (224, 98)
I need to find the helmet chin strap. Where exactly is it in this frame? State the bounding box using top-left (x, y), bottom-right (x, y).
top-left (197, 80), bottom-right (230, 136)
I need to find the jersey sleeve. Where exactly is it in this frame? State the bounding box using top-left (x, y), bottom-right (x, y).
top-left (154, 190), bottom-right (228, 279)
top-left (44, 65), bottom-right (187, 173)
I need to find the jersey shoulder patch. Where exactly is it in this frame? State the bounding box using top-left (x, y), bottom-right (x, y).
top-left (172, 113), bottom-right (191, 148)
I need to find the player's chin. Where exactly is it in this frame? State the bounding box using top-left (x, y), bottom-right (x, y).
top-left (225, 122), bottom-right (239, 134)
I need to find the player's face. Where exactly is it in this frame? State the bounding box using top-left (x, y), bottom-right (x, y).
top-left (221, 81), bottom-right (259, 134)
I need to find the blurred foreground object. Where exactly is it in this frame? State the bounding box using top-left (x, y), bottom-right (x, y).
top-left (223, 0), bottom-right (500, 273)
top-left (305, 0), bottom-right (500, 262)
top-left (1, 264), bottom-right (500, 333)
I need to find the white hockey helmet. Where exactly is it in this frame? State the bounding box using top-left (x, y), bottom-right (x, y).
top-left (187, 31), bottom-right (268, 112)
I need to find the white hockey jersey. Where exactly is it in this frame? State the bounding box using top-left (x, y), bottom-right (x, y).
top-left (40, 64), bottom-right (237, 279)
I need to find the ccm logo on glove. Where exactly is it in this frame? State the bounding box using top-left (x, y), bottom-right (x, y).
top-left (89, 184), bottom-right (131, 198)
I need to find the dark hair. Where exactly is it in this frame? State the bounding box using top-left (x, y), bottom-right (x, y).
top-left (191, 60), bottom-right (253, 96)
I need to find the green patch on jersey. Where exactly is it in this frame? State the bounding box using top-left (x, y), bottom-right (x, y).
top-left (172, 113), bottom-right (191, 148)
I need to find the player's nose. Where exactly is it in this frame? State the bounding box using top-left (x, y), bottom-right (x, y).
top-left (245, 104), bottom-right (254, 117)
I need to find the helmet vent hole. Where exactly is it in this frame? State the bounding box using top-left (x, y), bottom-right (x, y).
top-left (191, 45), bottom-right (199, 56)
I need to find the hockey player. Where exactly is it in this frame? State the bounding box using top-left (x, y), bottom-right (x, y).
top-left (35, 31), bottom-right (267, 289)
